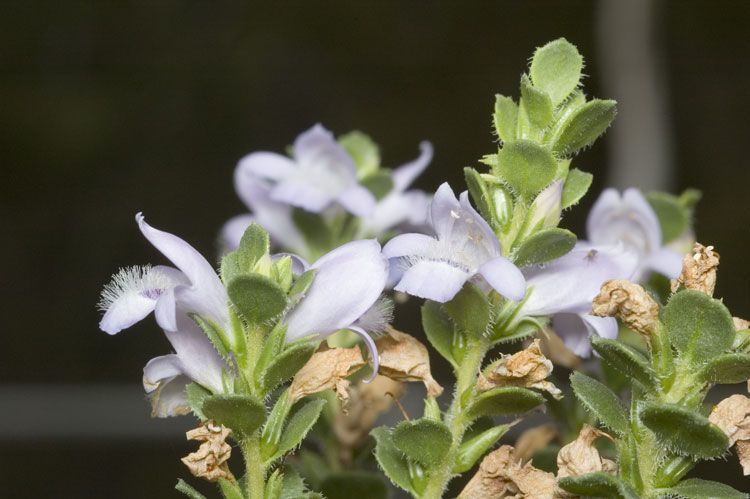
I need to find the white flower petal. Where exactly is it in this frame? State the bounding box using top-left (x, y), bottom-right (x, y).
top-left (644, 247), bottom-right (683, 279)
top-left (143, 354), bottom-right (184, 393)
top-left (394, 260), bottom-right (469, 303)
top-left (163, 312), bottom-right (226, 394)
top-left (382, 233), bottom-right (437, 259)
top-left (392, 141), bottom-right (433, 192)
top-left (219, 214), bottom-right (255, 254)
top-left (477, 256), bottom-right (526, 302)
top-left (293, 124), bottom-right (357, 179)
top-left (337, 183), bottom-right (377, 217)
top-left (349, 325), bottom-right (379, 383)
top-left (148, 375), bottom-right (191, 418)
top-left (429, 182), bottom-right (462, 241)
top-left (285, 240), bottom-right (388, 341)
top-left (236, 151), bottom-right (297, 182)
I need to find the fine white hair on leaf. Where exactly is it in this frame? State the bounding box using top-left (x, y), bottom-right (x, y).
top-left (354, 297), bottom-right (394, 336)
top-left (98, 265), bottom-right (174, 311)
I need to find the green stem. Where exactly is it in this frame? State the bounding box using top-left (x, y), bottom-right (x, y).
top-left (242, 434), bottom-right (266, 499)
top-left (420, 340), bottom-right (489, 499)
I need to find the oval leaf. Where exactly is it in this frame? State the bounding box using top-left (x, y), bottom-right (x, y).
top-left (464, 167), bottom-right (496, 224)
top-left (494, 94), bottom-right (518, 143)
top-left (494, 140), bottom-right (557, 199)
top-left (700, 353), bottom-right (750, 384)
top-left (371, 426), bottom-right (414, 494)
top-left (271, 398), bottom-right (326, 461)
top-left (392, 418), bottom-right (452, 467)
top-left (590, 337), bottom-right (656, 389)
top-left (557, 472), bottom-right (620, 497)
top-left (530, 38), bottom-right (583, 105)
top-left (454, 424), bottom-right (511, 473)
top-left (570, 372), bottom-right (628, 435)
top-left (514, 228), bottom-right (576, 267)
top-left (202, 394), bottom-right (267, 436)
top-left (663, 290), bottom-right (735, 362)
top-left (561, 168), bottom-right (593, 209)
top-left (468, 387), bottom-right (545, 419)
top-left (422, 301), bottom-right (457, 367)
top-left (646, 191), bottom-right (690, 244)
top-left (551, 99), bottom-right (617, 157)
top-left (443, 283), bottom-right (491, 337)
top-left (658, 478), bottom-right (747, 499)
top-left (227, 274), bottom-right (288, 325)
top-left (520, 74), bottom-right (553, 129)
top-left (640, 403), bottom-right (729, 458)
top-left (260, 339), bottom-right (318, 393)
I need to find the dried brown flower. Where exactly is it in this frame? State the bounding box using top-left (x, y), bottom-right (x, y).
top-left (459, 445), bottom-right (570, 498)
top-left (709, 394), bottom-right (750, 476)
top-left (334, 375), bottom-right (404, 462)
top-left (181, 420), bottom-right (235, 483)
top-left (591, 280), bottom-right (659, 340)
top-left (734, 317), bottom-right (750, 331)
top-left (514, 424), bottom-right (557, 463)
top-left (288, 346), bottom-right (366, 404)
top-left (376, 327), bottom-right (443, 397)
top-left (147, 379), bottom-right (191, 418)
top-left (557, 424), bottom-right (616, 478)
top-left (671, 243), bottom-right (720, 295)
top-left (476, 339), bottom-right (562, 400)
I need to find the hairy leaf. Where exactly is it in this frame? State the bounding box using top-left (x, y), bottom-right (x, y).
top-left (202, 394), bottom-right (266, 436)
top-left (468, 387), bottom-right (545, 419)
top-left (640, 403), bottom-right (729, 458)
top-left (494, 140), bottom-right (557, 199)
top-left (371, 426), bottom-right (414, 494)
top-left (570, 371), bottom-right (628, 435)
top-left (700, 353), bottom-right (750, 384)
top-left (530, 38), bottom-right (583, 105)
top-left (493, 94), bottom-right (518, 143)
top-left (551, 99), bottom-right (617, 157)
top-left (590, 337), bottom-right (656, 389)
top-left (561, 168), bottom-right (593, 208)
top-left (227, 274), bottom-right (288, 325)
top-left (392, 418), bottom-right (452, 467)
top-left (514, 228), bottom-right (576, 267)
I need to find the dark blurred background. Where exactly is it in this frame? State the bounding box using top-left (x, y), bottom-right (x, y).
top-left (2, 0), bottom-right (750, 496)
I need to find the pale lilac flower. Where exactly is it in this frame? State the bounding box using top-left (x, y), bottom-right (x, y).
top-left (284, 239), bottom-right (389, 379)
top-left (358, 142), bottom-right (434, 237)
top-left (519, 242), bottom-right (639, 357)
top-left (237, 124), bottom-right (376, 216)
top-left (99, 214), bottom-right (229, 415)
top-left (587, 188), bottom-right (682, 280)
top-left (383, 183), bottom-right (526, 303)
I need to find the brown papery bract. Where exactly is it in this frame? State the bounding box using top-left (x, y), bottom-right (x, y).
top-left (671, 242), bottom-right (720, 295)
top-left (181, 420), bottom-right (235, 483)
top-left (556, 424), bottom-right (616, 478)
top-left (376, 326), bottom-right (443, 397)
top-left (709, 394), bottom-right (750, 476)
top-left (591, 279), bottom-right (659, 342)
top-left (288, 345), bottom-right (366, 404)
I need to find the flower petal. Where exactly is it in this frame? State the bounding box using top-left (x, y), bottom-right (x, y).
top-left (478, 256), bottom-right (526, 301)
top-left (458, 190), bottom-right (502, 256)
top-left (148, 375), bottom-right (192, 418)
top-left (143, 354), bottom-right (184, 393)
top-left (392, 141), bottom-right (433, 192)
top-left (137, 214), bottom-right (229, 329)
top-left (382, 233), bottom-right (437, 259)
top-left (349, 325), bottom-right (379, 383)
top-left (429, 182), bottom-right (462, 241)
top-left (337, 183), bottom-right (377, 217)
top-left (219, 214), bottom-right (255, 254)
top-left (551, 313), bottom-right (617, 358)
top-left (99, 292), bottom-right (156, 335)
top-left (293, 124), bottom-right (357, 179)
top-left (236, 151), bottom-right (297, 182)
top-left (270, 180), bottom-right (336, 213)
top-left (522, 243), bottom-right (638, 316)
top-left (644, 247), bottom-right (683, 279)
top-left (285, 240), bottom-right (388, 341)
top-left (394, 260), bottom-right (469, 303)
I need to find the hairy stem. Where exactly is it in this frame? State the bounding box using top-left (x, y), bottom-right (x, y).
top-left (420, 340), bottom-right (489, 499)
top-left (242, 435), bottom-right (266, 499)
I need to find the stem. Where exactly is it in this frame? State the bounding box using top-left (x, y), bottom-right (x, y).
top-left (420, 340), bottom-right (489, 499)
top-left (242, 435), bottom-right (266, 499)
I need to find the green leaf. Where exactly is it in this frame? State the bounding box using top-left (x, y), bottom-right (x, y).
top-left (280, 469), bottom-right (322, 499)
top-left (272, 255), bottom-right (294, 293)
top-left (288, 269), bottom-right (318, 306)
top-left (494, 140), bottom-right (557, 199)
top-left (464, 167), bottom-right (495, 224)
top-left (443, 283), bottom-right (491, 336)
top-left (175, 479), bottom-right (207, 499)
top-left (272, 398), bottom-right (327, 461)
top-left (185, 382), bottom-right (212, 420)
top-left (590, 337), bottom-right (656, 389)
top-left (454, 424), bottom-right (511, 473)
top-left (570, 371), bottom-right (628, 435)
top-left (557, 472), bottom-right (620, 497)
top-left (493, 94), bottom-right (518, 143)
top-left (321, 471), bottom-right (389, 499)
top-left (640, 403), bottom-right (729, 458)
top-left (392, 418), bottom-right (452, 467)
top-left (339, 130), bottom-right (380, 178)
top-left (238, 223), bottom-right (271, 269)
top-left (514, 228), bottom-right (576, 267)
top-left (551, 99), bottom-right (617, 157)
top-left (658, 478), bottom-right (748, 499)
top-left (371, 426), bottom-right (414, 494)
top-left (264, 469), bottom-right (283, 499)
top-left (260, 339), bottom-right (318, 393)
top-left (421, 301), bottom-right (457, 367)
top-left (361, 170), bottom-right (394, 200)
top-left (227, 274), bottom-right (288, 325)
top-left (700, 353), bottom-right (750, 384)
top-left (663, 290), bottom-right (735, 362)
top-left (646, 192), bottom-right (690, 244)
top-left (561, 168), bottom-right (593, 208)
top-left (530, 38), bottom-right (583, 106)
top-left (468, 387), bottom-right (545, 419)
top-left (218, 478), bottom-right (244, 499)
top-left (520, 74), bottom-right (553, 129)
top-left (202, 394), bottom-right (267, 436)
top-left (255, 322), bottom-right (288, 381)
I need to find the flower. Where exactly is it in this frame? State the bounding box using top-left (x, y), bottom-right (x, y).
top-left (99, 214), bottom-right (230, 415)
top-left (383, 182), bottom-right (526, 303)
top-left (587, 188), bottom-right (683, 280)
top-left (519, 243), bottom-right (639, 357)
top-left (234, 124), bottom-right (376, 216)
top-left (283, 239), bottom-right (389, 379)
top-left (358, 141), bottom-right (434, 237)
